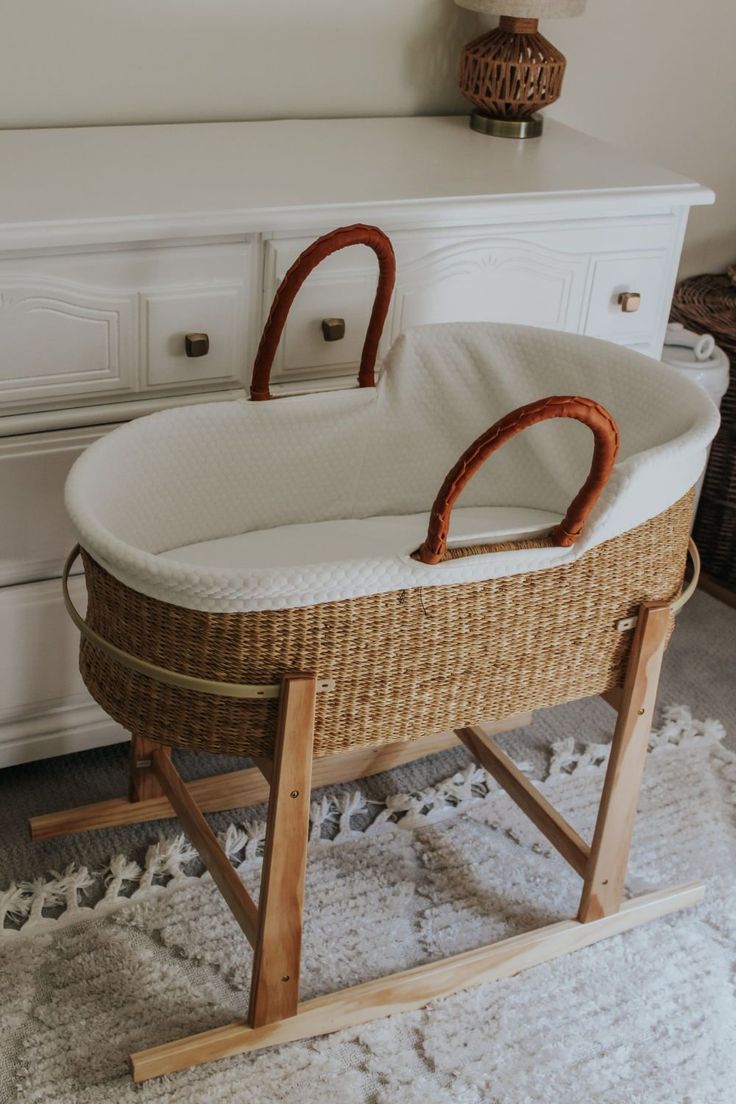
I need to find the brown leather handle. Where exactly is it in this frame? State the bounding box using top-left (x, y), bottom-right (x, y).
top-left (415, 396), bottom-right (620, 565)
top-left (250, 224), bottom-right (396, 401)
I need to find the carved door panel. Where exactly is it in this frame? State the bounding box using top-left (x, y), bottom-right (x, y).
top-left (391, 237), bottom-right (589, 336)
top-left (0, 278), bottom-right (136, 408)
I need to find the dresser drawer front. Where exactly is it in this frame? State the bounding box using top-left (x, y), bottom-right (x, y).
top-left (143, 287), bottom-right (245, 388)
top-left (261, 239), bottom-right (387, 383)
top-left (0, 241), bottom-right (253, 412)
top-left (583, 253), bottom-right (667, 343)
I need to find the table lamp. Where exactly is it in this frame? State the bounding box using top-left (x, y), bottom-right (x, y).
top-left (455, 0), bottom-right (586, 138)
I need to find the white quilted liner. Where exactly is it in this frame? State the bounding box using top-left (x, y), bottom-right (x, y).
top-left (65, 323), bottom-right (719, 613)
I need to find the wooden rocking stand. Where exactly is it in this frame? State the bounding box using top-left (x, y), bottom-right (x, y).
top-left (29, 589), bottom-right (703, 1083)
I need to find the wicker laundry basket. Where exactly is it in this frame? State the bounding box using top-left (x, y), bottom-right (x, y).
top-left (671, 271), bottom-right (736, 591)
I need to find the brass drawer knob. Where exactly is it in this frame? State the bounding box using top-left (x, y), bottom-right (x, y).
top-left (618, 292), bottom-right (641, 313)
top-left (321, 317), bottom-right (346, 342)
top-left (185, 333), bottom-right (210, 357)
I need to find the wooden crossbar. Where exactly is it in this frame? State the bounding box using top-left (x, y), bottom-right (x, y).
top-left (601, 687), bottom-right (622, 711)
top-left (456, 725), bottom-right (591, 877)
top-left (130, 881), bottom-right (704, 1082)
top-left (151, 748), bottom-right (260, 947)
top-left (29, 717), bottom-right (532, 841)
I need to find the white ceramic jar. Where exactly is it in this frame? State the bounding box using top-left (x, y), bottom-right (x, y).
top-left (662, 322), bottom-right (730, 509)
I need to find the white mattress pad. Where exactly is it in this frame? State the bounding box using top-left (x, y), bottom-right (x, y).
top-left (163, 506), bottom-right (562, 571)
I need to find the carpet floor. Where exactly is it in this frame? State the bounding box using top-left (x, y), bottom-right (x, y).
top-left (0, 707), bottom-right (733, 1103)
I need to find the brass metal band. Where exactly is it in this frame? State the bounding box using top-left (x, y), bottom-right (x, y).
top-left (62, 545), bottom-right (334, 701)
top-left (671, 538), bottom-right (700, 614)
top-left (470, 112), bottom-right (544, 139)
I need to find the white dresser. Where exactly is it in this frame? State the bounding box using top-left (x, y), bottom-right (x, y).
top-left (0, 115), bottom-right (713, 765)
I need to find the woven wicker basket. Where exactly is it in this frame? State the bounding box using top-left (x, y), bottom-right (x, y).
top-left (78, 492), bottom-right (692, 759)
top-left (671, 272), bottom-right (736, 590)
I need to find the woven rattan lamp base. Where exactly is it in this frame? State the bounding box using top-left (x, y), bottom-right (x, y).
top-left (459, 16), bottom-right (565, 137)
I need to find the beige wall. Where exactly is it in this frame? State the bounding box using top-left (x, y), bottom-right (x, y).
top-left (546, 0), bottom-right (736, 277)
top-left (2, 0), bottom-right (734, 275)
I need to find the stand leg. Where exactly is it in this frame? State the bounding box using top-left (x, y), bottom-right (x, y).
top-left (129, 734), bottom-right (170, 802)
top-left (248, 673), bottom-right (317, 1027)
top-left (578, 601), bottom-right (671, 922)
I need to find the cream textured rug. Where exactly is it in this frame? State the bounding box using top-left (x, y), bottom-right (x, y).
top-left (1, 705), bottom-right (734, 1103)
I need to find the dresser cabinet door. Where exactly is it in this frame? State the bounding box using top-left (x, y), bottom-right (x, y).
top-left (0, 575), bottom-right (127, 766)
top-left (391, 236), bottom-right (587, 334)
top-left (0, 424), bottom-right (116, 587)
top-left (0, 276), bottom-right (136, 408)
top-left (0, 241), bottom-right (254, 413)
top-left (0, 577), bottom-right (87, 729)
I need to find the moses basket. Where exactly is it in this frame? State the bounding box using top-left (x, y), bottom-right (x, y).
top-left (38, 226), bottom-right (719, 1081)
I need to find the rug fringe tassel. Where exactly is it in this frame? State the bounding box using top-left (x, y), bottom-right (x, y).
top-left (1, 704), bottom-right (724, 943)
top-left (547, 703), bottom-right (725, 778)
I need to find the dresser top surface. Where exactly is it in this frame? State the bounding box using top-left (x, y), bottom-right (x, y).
top-left (0, 115), bottom-right (712, 246)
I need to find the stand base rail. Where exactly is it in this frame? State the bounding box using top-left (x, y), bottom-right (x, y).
top-left (29, 716), bottom-right (531, 841)
top-left (130, 881), bottom-right (704, 1082)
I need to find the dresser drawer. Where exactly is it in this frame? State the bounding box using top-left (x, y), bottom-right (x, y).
top-left (140, 241), bottom-right (254, 390)
top-left (583, 253), bottom-right (667, 344)
top-left (0, 240), bottom-right (254, 412)
top-left (261, 237), bottom-right (390, 384)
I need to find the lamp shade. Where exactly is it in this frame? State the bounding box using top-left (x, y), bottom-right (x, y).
top-left (455, 0), bottom-right (585, 16)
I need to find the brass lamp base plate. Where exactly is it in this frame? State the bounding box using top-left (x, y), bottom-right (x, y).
top-left (470, 112), bottom-right (544, 139)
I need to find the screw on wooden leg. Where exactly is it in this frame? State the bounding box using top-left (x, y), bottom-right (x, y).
top-left (129, 734), bottom-right (170, 803)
